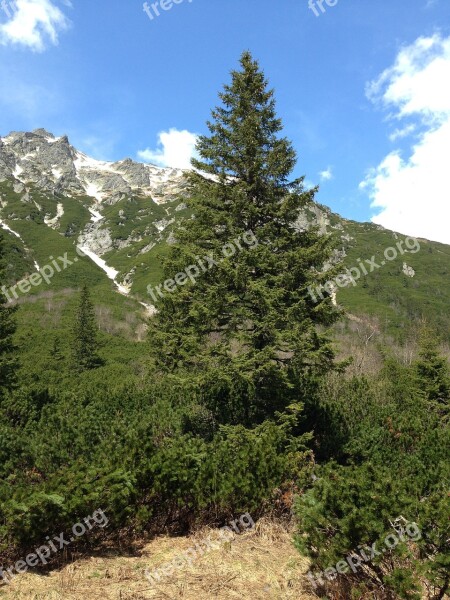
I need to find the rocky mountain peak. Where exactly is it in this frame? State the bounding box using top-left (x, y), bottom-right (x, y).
top-left (0, 129), bottom-right (187, 205)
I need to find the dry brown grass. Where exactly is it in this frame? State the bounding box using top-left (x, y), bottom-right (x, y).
top-left (0, 519), bottom-right (316, 600)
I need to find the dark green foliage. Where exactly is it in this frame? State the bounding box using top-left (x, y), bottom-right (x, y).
top-left (181, 403), bottom-right (218, 441)
top-left (0, 232), bottom-right (18, 395)
top-left (142, 404), bottom-right (312, 526)
top-left (414, 326), bottom-right (449, 419)
top-left (0, 378), bottom-right (310, 554)
top-left (150, 52), bottom-right (340, 425)
top-left (295, 355), bottom-right (450, 599)
top-left (71, 285), bottom-right (101, 372)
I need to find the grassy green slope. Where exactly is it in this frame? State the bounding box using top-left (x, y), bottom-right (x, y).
top-left (101, 197), bottom-right (192, 297)
top-left (2, 177), bottom-right (449, 345)
top-left (14, 290), bottom-right (149, 391)
top-left (0, 182), bottom-right (117, 300)
top-left (336, 221), bottom-right (450, 341)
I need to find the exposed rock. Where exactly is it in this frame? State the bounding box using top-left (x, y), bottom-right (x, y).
top-left (0, 129), bottom-right (188, 205)
top-left (78, 223), bottom-right (114, 256)
top-left (403, 263), bottom-right (415, 277)
top-left (140, 242), bottom-right (156, 255)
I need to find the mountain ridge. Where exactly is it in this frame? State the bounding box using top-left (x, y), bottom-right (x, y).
top-left (1, 129), bottom-right (449, 342)
top-left (0, 128), bottom-right (187, 203)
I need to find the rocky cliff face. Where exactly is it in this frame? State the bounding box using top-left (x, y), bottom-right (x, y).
top-left (0, 129), bottom-right (187, 204)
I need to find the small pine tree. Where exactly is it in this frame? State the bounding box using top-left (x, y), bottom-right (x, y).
top-left (415, 325), bottom-right (449, 418)
top-left (150, 51), bottom-right (341, 424)
top-left (71, 285), bottom-right (101, 372)
top-left (49, 336), bottom-right (65, 369)
top-left (0, 233), bottom-right (18, 394)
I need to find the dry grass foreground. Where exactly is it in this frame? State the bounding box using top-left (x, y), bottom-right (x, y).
top-left (0, 519), bottom-right (317, 600)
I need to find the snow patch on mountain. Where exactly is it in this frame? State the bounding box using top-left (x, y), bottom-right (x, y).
top-left (84, 182), bottom-right (105, 202)
top-left (89, 207), bottom-right (103, 223)
top-left (0, 219), bottom-right (21, 239)
top-left (13, 165), bottom-right (24, 180)
top-left (44, 203), bottom-right (64, 228)
top-left (74, 151), bottom-right (117, 174)
top-left (77, 245), bottom-right (130, 295)
top-left (77, 245), bottom-right (118, 280)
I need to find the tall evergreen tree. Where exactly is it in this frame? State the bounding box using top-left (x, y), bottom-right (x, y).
top-left (0, 233), bottom-right (18, 394)
top-left (150, 52), bottom-right (340, 424)
top-left (71, 285), bottom-right (101, 372)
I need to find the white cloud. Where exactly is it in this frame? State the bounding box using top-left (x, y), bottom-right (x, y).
top-left (388, 123), bottom-right (416, 142)
top-left (319, 167), bottom-right (333, 181)
top-left (0, 0), bottom-right (70, 52)
top-left (361, 34), bottom-right (450, 244)
top-left (138, 128), bottom-right (198, 169)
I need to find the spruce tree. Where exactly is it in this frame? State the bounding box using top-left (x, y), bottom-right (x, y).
top-left (71, 285), bottom-right (101, 372)
top-left (415, 326), bottom-right (449, 419)
top-left (0, 232), bottom-right (18, 394)
top-left (150, 51), bottom-right (340, 424)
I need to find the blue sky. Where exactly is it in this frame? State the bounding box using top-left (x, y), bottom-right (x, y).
top-left (0, 0), bottom-right (449, 243)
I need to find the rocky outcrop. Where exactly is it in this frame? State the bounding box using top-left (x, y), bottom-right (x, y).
top-left (0, 129), bottom-right (188, 204)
